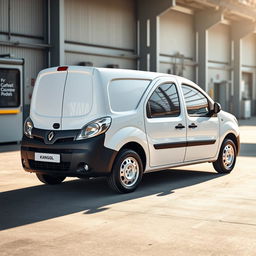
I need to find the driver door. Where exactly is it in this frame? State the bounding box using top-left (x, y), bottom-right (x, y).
top-left (144, 78), bottom-right (187, 167)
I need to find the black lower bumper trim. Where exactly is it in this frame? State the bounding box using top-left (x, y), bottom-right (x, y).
top-left (28, 160), bottom-right (71, 172)
top-left (21, 133), bottom-right (117, 177)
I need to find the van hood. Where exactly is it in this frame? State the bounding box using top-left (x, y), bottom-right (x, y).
top-left (219, 110), bottom-right (238, 124)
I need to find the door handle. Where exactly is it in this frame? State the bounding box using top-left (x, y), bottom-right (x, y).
top-left (175, 123), bottom-right (185, 129)
top-left (188, 123), bottom-right (198, 128)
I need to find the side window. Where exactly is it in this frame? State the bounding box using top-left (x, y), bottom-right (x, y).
top-left (108, 79), bottom-right (150, 112)
top-left (147, 83), bottom-right (180, 118)
top-left (182, 84), bottom-right (209, 116)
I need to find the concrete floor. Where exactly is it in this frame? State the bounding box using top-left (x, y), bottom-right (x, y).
top-left (0, 118), bottom-right (256, 255)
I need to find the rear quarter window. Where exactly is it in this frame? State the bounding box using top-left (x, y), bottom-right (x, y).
top-left (108, 79), bottom-right (151, 112)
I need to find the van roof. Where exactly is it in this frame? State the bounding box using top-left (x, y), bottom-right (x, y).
top-left (93, 67), bottom-right (166, 81)
top-left (39, 66), bottom-right (183, 82)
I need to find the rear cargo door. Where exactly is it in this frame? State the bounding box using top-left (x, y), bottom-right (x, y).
top-left (30, 68), bottom-right (68, 130)
top-left (61, 68), bottom-right (93, 130)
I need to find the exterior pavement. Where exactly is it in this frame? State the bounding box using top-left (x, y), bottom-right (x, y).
top-left (0, 118), bottom-right (256, 256)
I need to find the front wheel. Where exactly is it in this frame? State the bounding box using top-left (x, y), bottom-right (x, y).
top-left (36, 173), bottom-right (66, 185)
top-left (213, 139), bottom-right (237, 174)
top-left (107, 149), bottom-right (143, 193)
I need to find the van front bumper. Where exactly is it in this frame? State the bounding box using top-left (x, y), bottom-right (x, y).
top-left (21, 134), bottom-right (117, 177)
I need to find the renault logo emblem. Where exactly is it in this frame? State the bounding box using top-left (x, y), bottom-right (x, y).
top-left (48, 131), bottom-right (55, 141)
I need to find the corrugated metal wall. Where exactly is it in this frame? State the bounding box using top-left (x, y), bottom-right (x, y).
top-left (159, 10), bottom-right (195, 81)
top-left (10, 0), bottom-right (44, 37)
top-left (64, 0), bottom-right (137, 69)
top-left (0, 0), bottom-right (47, 106)
top-left (0, 0), bottom-right (8, 32)
top-left (65, 0), bottom-right (135, 49)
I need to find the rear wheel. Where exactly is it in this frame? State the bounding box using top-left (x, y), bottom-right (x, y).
top-left (107, 149), bottom-right (143, 193)
top-left (213, 139), bottom-right (237, 174)
top-left (36, 173), bottom-right (66, 185)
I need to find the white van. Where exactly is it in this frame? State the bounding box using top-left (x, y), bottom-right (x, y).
top-left (21, 66), bottom-right (240, 193)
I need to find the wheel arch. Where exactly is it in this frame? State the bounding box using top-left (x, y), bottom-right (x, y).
top-left (222, 133), bottom-right (240, 155)
top-left (118, 142), bottom-right (147, 171)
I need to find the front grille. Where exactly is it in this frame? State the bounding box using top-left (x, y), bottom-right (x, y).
top-left (29, 160), bottom-right (70, 171)
top-left (56, 138), bottom-right (74, 143)
top-left (33, 136), bottom-right (74, 144)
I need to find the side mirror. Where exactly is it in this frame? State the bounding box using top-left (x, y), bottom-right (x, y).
top-left (213, 102), bottom-right (221, 114)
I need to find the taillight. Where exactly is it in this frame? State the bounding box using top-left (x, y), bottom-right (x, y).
top-left (57, 66), bottom-right (68, 71)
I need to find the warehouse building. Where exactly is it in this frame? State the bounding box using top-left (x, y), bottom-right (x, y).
top-left (0, 0), bottom-right (256, 141)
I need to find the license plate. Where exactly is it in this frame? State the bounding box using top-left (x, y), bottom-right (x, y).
top-left (35, 153), bottom-right (60, 163)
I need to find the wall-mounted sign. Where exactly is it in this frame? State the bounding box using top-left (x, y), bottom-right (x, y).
top-left (0, 68), bottom-right (20, 108)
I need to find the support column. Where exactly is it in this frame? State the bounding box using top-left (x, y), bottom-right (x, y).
top-left (49, 0), bottom-right (65, 67)
top-left (231, 21), bottom-right (256, 118)
top-left (137, 0), bottom-right (176, 72)
top-left (195, 9), bottom-right (224, 91)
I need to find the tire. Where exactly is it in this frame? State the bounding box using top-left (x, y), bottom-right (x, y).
top-left (213, 139), bottom-right (237, 174)
top-left (107, 149), bottom-right (143, 193)
top-left (36, 173), bottom-right (66, 185)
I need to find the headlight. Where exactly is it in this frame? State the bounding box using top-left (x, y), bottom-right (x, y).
top-left (24, 117), bottom-right (34, 138)
top-left (76, 117), bottom-right (112, 140)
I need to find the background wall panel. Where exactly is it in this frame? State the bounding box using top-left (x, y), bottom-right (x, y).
top-left (159, 63), bottom-right (195, 81)
top-left (10, 0), bottom-right (44, 37)
top-left (159, 10), bottom-right (195, 80)
top-left (242, 34), bottom-right (256, 67)
top-left (0, 0), bottom-right (8, 32)
top-left (208, 24), bottom-right (230, 63)
top-left (66, 52), bottom-right (136, 70)
top-left (207, 24), bottom-right (231, 111)
top-left (65, 0), bottom-right (136, 50)
top-left (160, 10), bottom-right (195, 59)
